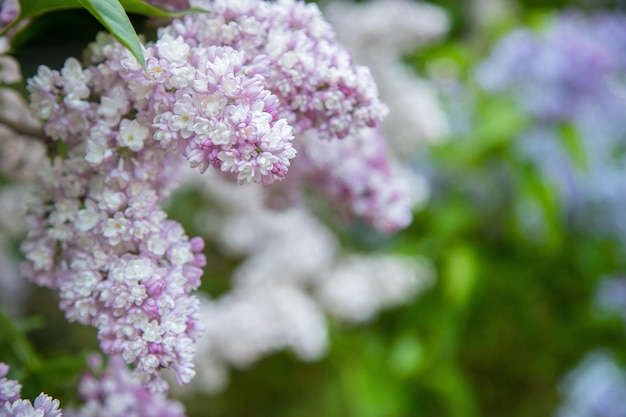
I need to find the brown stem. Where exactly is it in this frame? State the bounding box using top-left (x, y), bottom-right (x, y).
top-left (0, 112), bottom-right (48, 142)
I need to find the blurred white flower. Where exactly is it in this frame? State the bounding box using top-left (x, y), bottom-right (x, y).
top-left (325, 0), bottom-right (451, 154)
top-left (179, 167), bottom-right (435, 393)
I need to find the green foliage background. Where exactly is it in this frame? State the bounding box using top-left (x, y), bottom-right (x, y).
top-left (2, 0), bottom-right (626, 416)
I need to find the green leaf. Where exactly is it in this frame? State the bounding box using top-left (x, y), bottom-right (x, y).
top-left (442, 243), bottom-right (478, 309)
top-left (18, 0), bottom-right (79, 17)
top-left (9, 0), bottom-right (207, 69)
top-left (76, 0), bottom-right (146, 70)
top-left (120, 0), bottom-right (208, 17)
top-left (0, 0), bottom-right (79, 36)
top-left (15, 0), bottom-right (204, 21)
top-left (8, 0), bottom-right (145, 70)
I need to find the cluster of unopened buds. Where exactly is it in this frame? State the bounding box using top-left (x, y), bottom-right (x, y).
top-left (17, 0), bottom-right (413, 393)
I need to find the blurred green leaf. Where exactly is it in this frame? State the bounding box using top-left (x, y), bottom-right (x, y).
top-left (526, 9), bottom-right (556, 31)
top-left (0, 310), bottom-right (39, 370)
top-left (20, 354), bottom-right (87, 400)
top-left (429, 364), bottom-right (479, 417)
top-left (432, 97), bottom-right (526, 165)
top-left (415, 42), bottom-right (474, 75)
top-left (512, 165), bottom-right (562, 250)
top-left (389, 334), bottom-right (423, 377)
top-left (471, 97), bottom-right (527, 155)
top-left (341, 352), bottom-right (404, 417)
top-left (443, 244), bottom-right (479, 309)
top-left (558, 122), bottom-right (588, 171)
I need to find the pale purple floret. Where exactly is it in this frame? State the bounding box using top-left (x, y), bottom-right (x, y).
top-left (0, 364), bottom-right (20, 406)
top-left (0, 363), bottom-right (62, 417)
top-left (32, 395), bottom-right (62, 417)
top-left (3, 395), bottom-right (62, 417)
top-left (65, 355), bottom-right (186, 417)
top-left (0, 0), bottom-right (18, 31)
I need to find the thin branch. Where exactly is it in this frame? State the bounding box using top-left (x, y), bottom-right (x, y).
top-left (0, 112), bottom-right (49, 142)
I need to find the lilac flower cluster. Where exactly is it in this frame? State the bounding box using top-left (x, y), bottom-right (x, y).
top-left (300, 0), bottom-right (451, 230)
top-left (23, 47), bottom-right (207, 390)
top-left (295, 128), bottom-right (414, 232)
top-left (65, 356), bottom-right (186, 417)
top-left (477, 12), bottom-right (626, 137)
top-left (178, 170), bottom-right (434, 392)
top-left (476, 12), bottom-right (626, 239)
top-left (154, 0), bottom-right (405, 231)
top-left (267, 124), bottom-right (416, 233)
top-left (477, 12), bottom-right (626, 124)
top-left (555, 350), bottom-right (626, 417)
top-left (325, 0), bottom-right (449, 154)
top-left (120, 41), bottom-right (296, 185)
top-left (21, 0), bottom-right (393, 391)
top-left (596, 276), bottom-right (626, 324)
top-left (195, 285), bottom-right (328, 390)
top-left (316, 253), bottom-right (434, 323)
top-left (0, 363), bottom-right (62, 417)
top-left (165, 0), bottom-right (388, 141)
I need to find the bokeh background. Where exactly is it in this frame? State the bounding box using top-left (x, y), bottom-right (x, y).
top-left (3, 0), bottom-right (626, 416)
